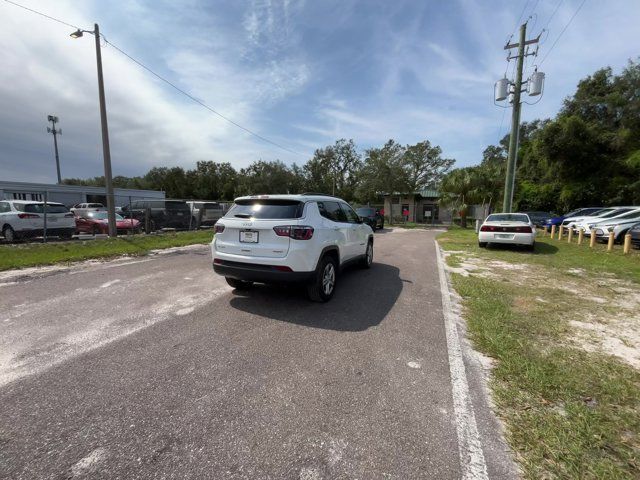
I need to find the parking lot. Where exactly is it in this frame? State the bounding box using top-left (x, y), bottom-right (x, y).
top-left (0, 229), bottom-right (515, 479)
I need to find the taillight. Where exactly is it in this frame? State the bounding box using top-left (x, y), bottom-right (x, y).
top-left (17, 213), bottom-right (39, 219)
top-left (480, 225), bottom-right (532, 233)
top-left (214, 224), bottom-right (225, 234)
top-left (273, 225), bottom-right (314, 240)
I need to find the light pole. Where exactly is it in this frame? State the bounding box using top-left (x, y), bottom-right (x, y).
top-left (46, 115), bottom-right (62, 184)
top-left (70, 24), bottom-right (116, 237)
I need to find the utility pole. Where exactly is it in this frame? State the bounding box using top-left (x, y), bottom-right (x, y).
top-left (70, 23), bottom-right (117, 236)
top-left (93, 23), bottom-right (117, 237)
top-left (47, 115), bottom-right (62, 184)
top-left (501, 23), bottom-right (540, 213)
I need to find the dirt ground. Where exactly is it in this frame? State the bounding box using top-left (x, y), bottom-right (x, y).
top-left (444, 251), bottom-right (640, 370)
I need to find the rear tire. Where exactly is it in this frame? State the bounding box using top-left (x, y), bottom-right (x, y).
top-left (225, 277), bottom-right (253, 290)
top-left (3, 225), bottom-right (17, 243)
top-left (307, 255), bottom-right (337, 302)
top-left (478, 242), bottom-right (488, 248)
top-left (527, 242), bottom-right (536, 252)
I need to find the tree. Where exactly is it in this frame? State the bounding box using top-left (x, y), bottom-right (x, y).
top-left (304, 139), bottom-right (362, 199)
top-left (402, 141), bottom-right (454, 191)
top-left (236, 160), bottom-right (298, 196)
top-left (439, 167), bottom-right (483, 228)
top-left (356, 139), bottom-right (407, 204)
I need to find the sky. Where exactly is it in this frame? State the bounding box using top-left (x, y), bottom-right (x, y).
top-left (1, 0), bottom-right (639, 183)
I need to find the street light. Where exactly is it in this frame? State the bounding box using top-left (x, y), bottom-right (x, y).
top-left (70, 24), bottom-right (117, 237)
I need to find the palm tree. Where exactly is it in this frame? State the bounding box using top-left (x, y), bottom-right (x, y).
top-left (439, 167), bottom-right (483, 228)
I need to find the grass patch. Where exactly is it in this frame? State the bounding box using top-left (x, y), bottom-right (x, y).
top-left (0, 231), bottom-right (214, 271)
top-left (438, 227), bottom-right (640, 479)
top-left (439, 226), bottom-right (640, 284)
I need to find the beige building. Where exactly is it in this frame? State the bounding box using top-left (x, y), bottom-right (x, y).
top-left (382, 189), bottom-right (453, 224)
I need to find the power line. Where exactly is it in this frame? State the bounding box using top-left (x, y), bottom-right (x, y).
top-left (3, 0), bottom-right (310, 159)
top-left (509, 0), bottom-right (531, 41)
top-left (3, 0), bottom-right (79, 29)
top-left (539, 0), bottom-right (587, 65)
top-left (542, 0), bottom-right (565, 32)
top-left (103, 40), bottom-right (309, 157)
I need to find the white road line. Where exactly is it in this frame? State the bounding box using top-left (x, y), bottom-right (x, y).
top-left (435, 240), bottom-right (489, 480)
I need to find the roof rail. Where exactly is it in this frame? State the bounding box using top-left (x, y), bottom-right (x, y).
top-left (301, 192), bottom-right (340, 198)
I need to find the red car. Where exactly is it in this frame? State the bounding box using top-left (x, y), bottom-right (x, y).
top-left (75, 211), bottom-right (141, 235)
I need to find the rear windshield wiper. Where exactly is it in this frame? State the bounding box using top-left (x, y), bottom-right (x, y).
top-left (234, 213), bottom-right (252, 218)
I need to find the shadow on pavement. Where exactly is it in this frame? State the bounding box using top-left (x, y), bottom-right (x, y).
top-left (229, 262), bottom-right (403, 332)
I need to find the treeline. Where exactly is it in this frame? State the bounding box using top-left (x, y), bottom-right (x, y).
top-left (441, 59), bottom-right (640, 216)
top-left (63, 138), bottom-right (455, 203)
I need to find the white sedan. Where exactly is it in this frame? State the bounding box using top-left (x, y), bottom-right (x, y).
top-left (478, 213), bottom-right (536, 251)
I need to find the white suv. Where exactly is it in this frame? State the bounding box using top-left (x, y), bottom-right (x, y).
top-left (211, 194), bottom-right (374, 302)
top-left (0, 200), bottom-right (76, 242)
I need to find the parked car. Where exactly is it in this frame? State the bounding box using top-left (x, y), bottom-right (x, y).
top-left (70, 202), bottom-right (105, 218)
top-left (75, 211), bottom-right (141, 235)
top-left (523, 211), bottom-right (553, 228)
top-left (478, 213), bottom-right (536, 251)
top-left (590, 208), bottom-right (640, 242)
top-left (356, 206), bottom-right (384, 230)
top-left (544, 207), bottom-right (602, 230)
top-left (119, 200), bottom-right (191, 230)
top-left (211, 194), bottom-right (374, 302)
top-left (629, 222), bottom-right (640, 248)
top-left (0, 200), bottom-right (76, 242)
top-left (186, 201), bottom-right (226, 227)
top-left (574, 207), bottom-right (638, 235)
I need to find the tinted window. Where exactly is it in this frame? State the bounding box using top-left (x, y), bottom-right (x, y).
top-left (225, 199), bottom-right (304, 219)
top-left (318, 201), bottom-right (347, 222)
top-left (23, 203), bottom-right (69, 214)
top-left (341, 203), bottom-right (361, 224)
top-left (87, 203), bottom-right (103, 208)
top-left (356, 207), bottom-right (375, 216)
top-left (486, 214), bottom-right (529, 223)
top-left (165, 201), bottom-right (189, 210)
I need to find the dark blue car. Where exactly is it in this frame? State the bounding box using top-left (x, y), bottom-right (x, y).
top-left (544, 208), bottom-right (603, 230)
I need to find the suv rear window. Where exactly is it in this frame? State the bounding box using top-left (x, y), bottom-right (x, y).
top-left (21, 203), bottom-right (69, 214)
top-left (226, 199), bottom-right (304, 219)
top-left (356, 208), bottom-right (375, 216)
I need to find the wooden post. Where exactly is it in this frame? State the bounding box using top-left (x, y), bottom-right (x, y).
top-left (607, 231), bottom-right (615, 252)
top-left (577, 228), bottom-right (584, 245)
top-left (623, 233), bottom-right (632, 254)
top-left (551, 225), bottom-right (556, 239)
top-left (567, 228), bottom-right (574, 243)
top-left (144, 208), bottom-right (151, 234)
top-left (558, 225), bottom-right (564, 239)
top-left (590, 229), bottom-right (596, 248)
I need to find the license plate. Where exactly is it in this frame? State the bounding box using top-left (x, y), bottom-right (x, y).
top-left (495, 233), bottom-right (512, 239)
top-left (176, 212), bottom-right (184, 216)
top-left (240, 230), bottom-right (258, 243)
top-left (47, 217), bottom-right (58, 222)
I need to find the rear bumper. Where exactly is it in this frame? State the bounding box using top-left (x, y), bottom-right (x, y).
top-left (478, 232), bottom-right (535, 245)
top-left (213, 260), bottom-right (315, 283)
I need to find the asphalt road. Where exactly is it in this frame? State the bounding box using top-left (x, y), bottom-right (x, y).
top-left (0, 229), bottom-right (515, 479)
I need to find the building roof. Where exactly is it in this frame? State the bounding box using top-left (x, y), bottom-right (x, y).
top-left (383, 189), bottom-right (440, 198)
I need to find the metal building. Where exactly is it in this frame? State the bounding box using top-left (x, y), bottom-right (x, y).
top-left (0, 180), bottom-right (165, 207)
